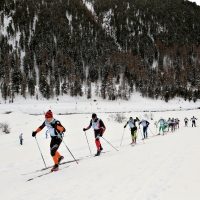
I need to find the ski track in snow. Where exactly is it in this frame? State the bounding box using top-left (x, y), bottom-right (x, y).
top-left (0, 99), bottom-right (200, 199)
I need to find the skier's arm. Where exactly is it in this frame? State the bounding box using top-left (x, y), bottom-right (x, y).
top-left (99, 119), bottom-right (106, 133)
top-left (124, 121), bottom-right (128, 128)
top-left (84, 120), bottom-right (92, 131)
top-left (35, 122), bottom-right (46, 133)
top-left (99, 119), bottom-right (106, 129)
top-left (32, 122), bottom-right (46, 137)
top-left (55, 120), bottom-right (66, 133)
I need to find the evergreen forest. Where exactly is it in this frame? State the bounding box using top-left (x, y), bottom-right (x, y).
top-left (0, 0), bottom-right (200, 102)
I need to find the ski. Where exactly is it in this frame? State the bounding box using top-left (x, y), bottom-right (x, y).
top-left (24, 151), bottom-right (111, 177)
top-left (22, 159), bottom-right (81, 175)
top-left (27, 166), bottom-right (69, 181)
top-left (93, 150), bottom-right (111, 157)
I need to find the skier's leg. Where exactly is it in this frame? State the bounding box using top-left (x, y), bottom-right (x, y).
top-left (143, 127), bottom-right (145, 138)
top-left (50, 137), bottom-right (62, 165)
top-left (130, 128), bottom-right (134, 142)
top-left (144, 127), bottom-right (147, 137)
top-left (158, 126), bottom-right (162, 134)
top-left (95, 131), bottom-right (101, 150)
top-left (161, 126), bottom-right (164, 134)
top-left (133, 129), bottom-right (137, 143)
top-left (56, 151), bottom-right (61, 158)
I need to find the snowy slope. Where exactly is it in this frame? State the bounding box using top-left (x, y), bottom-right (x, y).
top-left (0, 97), bottom-right (200, 200)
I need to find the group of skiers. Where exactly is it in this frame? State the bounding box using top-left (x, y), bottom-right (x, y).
top-left (155, 116), bottom-right (198, 135)
top-left (184, 116), bottom-right (198, 127)
top-left (30, 110), bottom-right (198, 172)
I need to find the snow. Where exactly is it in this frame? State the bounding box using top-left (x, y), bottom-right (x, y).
top-left (190, 0), bottom-right (200, 6)
top-left (82, 0), bottom-right (95, 14)
top-left (1, 93), bottom-right (200, 200)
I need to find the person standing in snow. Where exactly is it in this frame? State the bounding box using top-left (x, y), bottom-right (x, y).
top-left (190, 116), bottom-right (198, 127)
top-left (83, 113), bottom-right (106, 156)
top-left (184, 117), bottom-right (189, 127)
top-left (124, 117), bottom-right (140, 144)
top-left (157, 117), bottom-right (165, 135)
top-left (32, 110), bottom-right (66, 171)
top-left (19, 133), bottom-right (23, 145)
top-left (139, 119), bottom-right (150, 139)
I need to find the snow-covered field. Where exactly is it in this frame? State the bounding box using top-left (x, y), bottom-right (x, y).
top-left (1, 94), bottom-right (200, 200)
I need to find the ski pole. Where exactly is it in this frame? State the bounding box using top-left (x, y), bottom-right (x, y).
top-left (102, 136), bottom-right (118, 151)
top-left (120, 129), bottom-right (125, 146)
top-left (58, 134), bottom-right (79, 164)
top-left (34, 137), bottom-right (47, 168)
top-left (84, 131), bottom-right (92, 155)
top-left (139, 128), bottom-right (145, 144)
top-left (148, 127), bottom-right (155, 136)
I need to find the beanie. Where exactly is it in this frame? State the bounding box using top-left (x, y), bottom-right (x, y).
top-left (92, 113), bottom-right (97, 118)
top-left (45, 110), bottom-right (53, 118)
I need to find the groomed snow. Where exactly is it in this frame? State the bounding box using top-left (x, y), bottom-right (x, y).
top-left (0, 94), bottom-right (200, 200)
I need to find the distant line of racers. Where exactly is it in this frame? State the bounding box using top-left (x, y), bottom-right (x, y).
top-left (123, 116), bottom-right (198, 145)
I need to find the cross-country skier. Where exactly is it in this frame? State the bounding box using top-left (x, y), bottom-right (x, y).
top-left (19, 133), bottom-right (23, 145)
top-left (171, 118), bottom-right (175, 132)
top-left (190, 116), bottom-right (198, 127)
top-left (139, 119), bottom-right (150, 138)
top-left (32, 110), bottom-right (66, 171)
top-left (174, 118), bottom-right (180, 129)
top-left (157, 117), bottom-right (166, 135)
top-left (83, 113), bottom-right (106, 156)
top-left (184, 117), bottom-right (189, 127)
top-left (124, 117), bottom-right (140, 144)
top-left (167, 118), bottom-right (173, 132)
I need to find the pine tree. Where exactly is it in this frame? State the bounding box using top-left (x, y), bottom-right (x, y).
top-left (11, 68), bottom-right (23, 94)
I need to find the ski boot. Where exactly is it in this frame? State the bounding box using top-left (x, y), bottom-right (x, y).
top-left (51, 164), bottom-right (59, 172)
top-left (95, 150), bottom-right (101, 156)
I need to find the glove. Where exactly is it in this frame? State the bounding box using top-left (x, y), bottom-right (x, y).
top-left (83, 128), bottom-right (86, 131)
top-left (32, 131), bottom-right (37, 137)
top-left (124, 126), bottom-right (126, 128)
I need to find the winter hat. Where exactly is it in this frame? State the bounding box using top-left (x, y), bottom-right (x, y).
top-left (45, 110), bottom-right (53, 118)
top-left (92, 113), bottom-right (97, 118)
